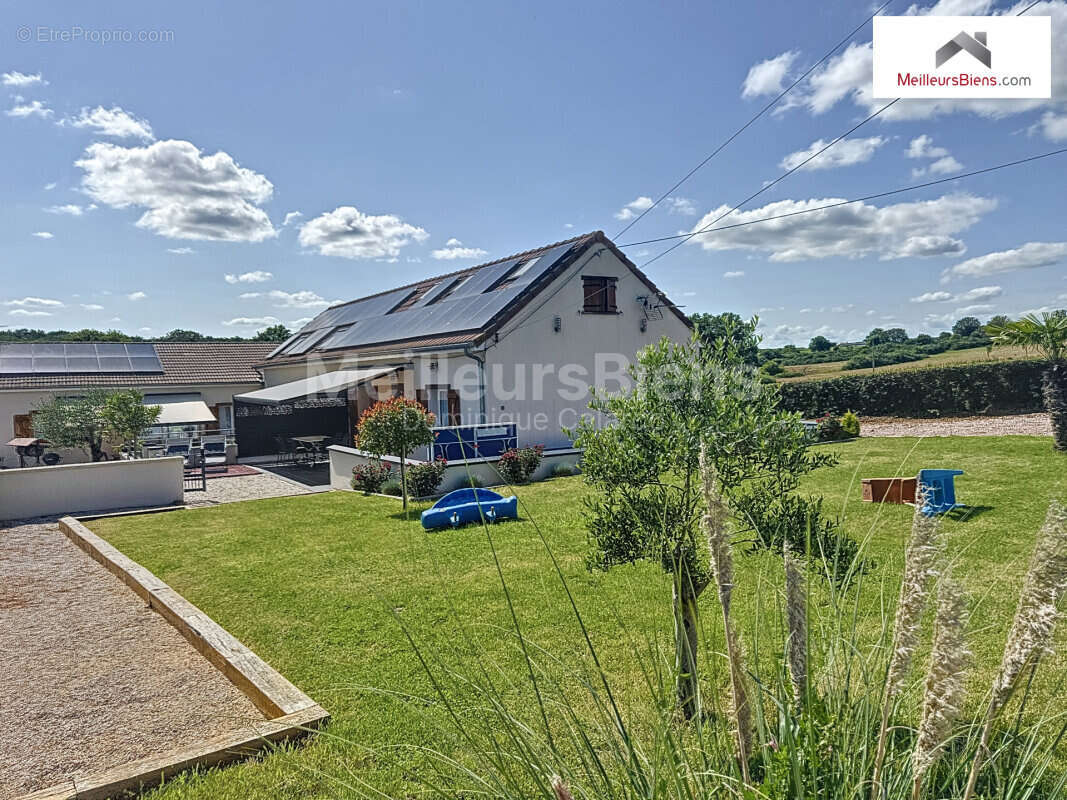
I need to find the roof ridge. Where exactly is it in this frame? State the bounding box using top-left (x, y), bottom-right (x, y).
top-left (317, 230), bottom-right (602, 313)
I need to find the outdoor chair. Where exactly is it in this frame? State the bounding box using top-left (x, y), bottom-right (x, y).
top-left (164, 440), bottom-right (191, 459)
top-left (918, 469), bottom-right (966, 516)
top-left (273, 435), bottom-right (293, 465)
top-left (201, 435), bottom-right (228, 472)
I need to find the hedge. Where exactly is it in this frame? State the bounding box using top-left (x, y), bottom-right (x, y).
top-left (778, 359), bottom-right (1047, 418)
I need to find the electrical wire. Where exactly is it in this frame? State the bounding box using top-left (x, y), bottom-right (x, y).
top-left (613, 0), bottom-right (895, 239)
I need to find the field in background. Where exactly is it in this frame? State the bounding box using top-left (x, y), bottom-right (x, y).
top-left (777, 344), bottom-right (1032, 383)
top-left (86, 436), bottom-right (1067, 799)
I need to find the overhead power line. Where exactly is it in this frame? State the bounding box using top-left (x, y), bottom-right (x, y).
top-left (613, 0), bottom-right (894, 239)
top-left (615, 146), bottom-right (1067, 249)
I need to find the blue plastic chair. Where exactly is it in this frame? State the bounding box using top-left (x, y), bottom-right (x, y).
top-left (918, 469), bottom-right (965, 516)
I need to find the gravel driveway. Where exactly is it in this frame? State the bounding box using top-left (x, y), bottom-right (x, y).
top-left (0, 520), bottom-right (266, 796)
top-left (861, 413), bottom-right (1052, 438)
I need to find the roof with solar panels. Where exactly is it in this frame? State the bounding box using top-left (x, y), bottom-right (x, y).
top-left (263, 231), bottom-right (687, 365)
top-left (0, 341), bottom-right (274, 390)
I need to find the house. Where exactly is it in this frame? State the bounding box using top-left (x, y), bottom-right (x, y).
top-left (0, 341), bottom-right (274, 466)
top-left (235, 231), bottom-right (692, 461)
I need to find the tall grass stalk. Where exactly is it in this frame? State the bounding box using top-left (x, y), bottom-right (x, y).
top-left (783, 541), bottom-right (808, 707)
top-left (872, 500), bottom-right (942, 800)
top-left (963, 500), bottom-right (1067, 800)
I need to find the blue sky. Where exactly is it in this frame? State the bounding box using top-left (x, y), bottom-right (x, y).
top-left (2, 0), bottom-right (1065, 345)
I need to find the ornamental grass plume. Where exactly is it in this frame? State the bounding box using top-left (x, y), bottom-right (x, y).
top-left (700, 442), bottom-right (753, 785)
top-left (872, 498), bottom-right (942, 800)
top-left (963, 500), bottom-right (1067, 800)
top-left (911, 574), bottom-right (971, 800)
top-left (784, 541), bottom-right (808, 707)
top-left (550, 775), bottom-right (574, 800)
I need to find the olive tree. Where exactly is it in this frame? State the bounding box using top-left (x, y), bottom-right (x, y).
top-left (571, 334), bottom-right (831, 719)
top-left (356, 397), bottom-right (436, 509)
top-left (33, 389), bottom-right (160, 461)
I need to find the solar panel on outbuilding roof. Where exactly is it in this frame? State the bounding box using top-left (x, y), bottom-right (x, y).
top-left (0, 343), bottom-right (165, 375)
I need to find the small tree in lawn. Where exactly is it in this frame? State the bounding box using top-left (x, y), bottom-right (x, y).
top-left (356, 397), bottom-right (436, 509)
top-left (32, 389), bottom-right (160, 461)
top-left (571, 334), bottom-right (832, 720)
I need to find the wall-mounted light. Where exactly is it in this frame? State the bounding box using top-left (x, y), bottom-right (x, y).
top-left (640, 318), bottom-right (648, 333)
top-left (429, 360), bottom-right (438, 371)
top-left (553, 315), bottom-right (562, 333)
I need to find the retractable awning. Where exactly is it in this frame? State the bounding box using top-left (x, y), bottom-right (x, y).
top-left (233, 366), bottom-right (398, 406)
top-left (144, 393), bottom-right (217, 425)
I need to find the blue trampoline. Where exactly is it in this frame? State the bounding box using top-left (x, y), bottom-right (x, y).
top-left (421, 487), bottom-right (518, 530)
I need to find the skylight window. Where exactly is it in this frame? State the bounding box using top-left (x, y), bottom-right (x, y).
top-left (389, 283), bottom-right (436, 313)
top-left (486, 256), bottom-right (542, 292)
top-left (427, 274), bottom-right (472, 304)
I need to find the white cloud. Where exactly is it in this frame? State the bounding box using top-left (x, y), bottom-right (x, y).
top-left (43, 182), bottom-right (56, 190)
top-left (289, 317), bottom-right (313, 329)
top-left (75, 139), bottom-right (276, 242)
top-left (3, 296), bottom-right (64, 308)
top-left (687, 192), bottom-right (995, 262)
top-left (298, 206), bottom-right (428, 259)
top-left (957, 285), bottom-right (1003, 302)
top-left (238, 292), bottom-right (261, 299)
top-left (563, 223), bottom-right (574, 229)
top-left (167, 247), bottom-right (194, 254)
top-left (2, 71), bottom-right (46, 87)
top-left (45, 203), bottom-right (93, 216)
top-left (224, 270), bottom-right (273, 284)
top-left (942, 241), bottom-right (1067, 280)
top-left (62, 106), bottom-right (154, 140)
top-left (613, 196), bottom-right (654, 221)
top-left (667, 197), bottom-right (697, 216)
top-left (723, 270), bottom-right (745, 279)
top-left (8, 309), bottom-right (52, 317)
top-left (779, 135), bottom-right (887, 171)
top-left (127, 291), bottom-right (147, 301)
top-left (928, 155), bottom-right (963, 174)
top-left (911, 290), bottom-right (954, 303)
top-left (432, 238), bottom-right (488, 260)
top-left (6, 99), bottom-right (52, 119)
top-left (1033, 111), bottom-right (1067, 141)
top-left (266, 289), bottom-right (334, 308)
top-left (81, 303), bottom-right (104, 311)
top-left (222, 316), bottom-right (282, 328)
top-left (282, 211), bottom-right (303, 226)
top-left (906, 135), bottom-right (949, 160)
top-left (31, 231), bottom-right (53, 239)
top-left (955, 303), bottom-right (995, 315)
top-left (742, 51), bottom-right (798, 98)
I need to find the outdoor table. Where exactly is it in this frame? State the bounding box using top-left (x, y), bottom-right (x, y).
top-left (290, 435), bottom-right (329, 465)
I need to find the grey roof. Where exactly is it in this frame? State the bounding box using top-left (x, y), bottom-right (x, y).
top-left (266, 234), bottom-right (594, 361)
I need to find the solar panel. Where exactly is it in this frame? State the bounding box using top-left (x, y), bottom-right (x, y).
top-left (0, 343), bottom-right (164, 375)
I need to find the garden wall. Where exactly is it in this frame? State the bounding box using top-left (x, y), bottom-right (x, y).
top-left (778, 360), bottom-right (1047, 418)
top-left (0, 457), bottom-right (184, 521)
top-left (328, 445), bottom-right (582, 494)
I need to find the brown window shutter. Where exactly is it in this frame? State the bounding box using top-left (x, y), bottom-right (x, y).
top-left (416, 388), bottom-right (427, 409)
top-left (447, 389), bottom-right (461, 426)
top-left (583, 278), bottom-right (600, 311)
top-left (606, 281), bottom-right (617, 312)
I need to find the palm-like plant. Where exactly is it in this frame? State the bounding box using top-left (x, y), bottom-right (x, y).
top-left (988, 312), bottom-right (1067, 450)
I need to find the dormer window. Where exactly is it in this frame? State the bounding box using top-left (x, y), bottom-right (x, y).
top-left (389, 283), bottom-right (436, 313)
top-left (486, 256), bottom-right (541, 292)
top-left (582, 276), bottom-right (617, 314)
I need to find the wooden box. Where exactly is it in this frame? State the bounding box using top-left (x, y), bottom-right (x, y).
top-left (861, 477), bottom-right (917, 504)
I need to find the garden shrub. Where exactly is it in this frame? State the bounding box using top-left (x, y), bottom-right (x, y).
top-left (406, 457), bottom-right (448, 498)
top-left (380, 479), bottom-right (403, 497)
top-left (351, 459), bottom-right (392, 494)
top-left (840, 410), bottom-right (860, 437)
top-left (815, 414), bottom-right (846, 441)
top-left (466, 474), bottom-right (485, 488)
top-left (779, 359), bottom-right (1046, 417)
top-left (498, 445), bottom-right (544, 484)
top-left (552, 463), bottom-right (577, 477)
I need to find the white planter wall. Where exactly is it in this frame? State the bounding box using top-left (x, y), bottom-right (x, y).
top-left (0, 457), bottom-right (184, 521)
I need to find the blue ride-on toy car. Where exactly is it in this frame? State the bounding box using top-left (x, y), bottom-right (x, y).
top-left (420, 487), bottom-right (518, 530)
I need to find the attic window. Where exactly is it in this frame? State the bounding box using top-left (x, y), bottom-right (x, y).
top-left (427, 274), bottom-right (471, 304)
top-left (582, 276), bottom-right (617, 314)
top-left (389, 283), bottom-right (436, 313)
top-left (486, 256), bottom-right (541, 292)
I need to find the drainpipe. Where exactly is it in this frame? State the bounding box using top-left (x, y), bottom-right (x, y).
top-left (463, 345), bottom-right (487, 424)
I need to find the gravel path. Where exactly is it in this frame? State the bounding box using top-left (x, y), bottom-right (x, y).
top-left (188, 470), bottom-right (317, 507)
top-left (861, 413), bottom-right (1052, 438)
top-left (0, 521), bottom-right (266, 797)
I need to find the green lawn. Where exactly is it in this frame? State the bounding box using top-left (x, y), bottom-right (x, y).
top-left (88, 436), bottom-right (1067, 799)
top-left (776, 344), bottom-right (1032, 383)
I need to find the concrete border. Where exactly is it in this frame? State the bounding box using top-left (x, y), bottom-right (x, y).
top-left (17, 517), bottom-right (329, 800)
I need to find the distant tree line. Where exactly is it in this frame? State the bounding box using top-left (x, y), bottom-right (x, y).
top-left (688, 310), bottom-right (1066, 376)
top-left (0, 323), bottom-right (292, 343)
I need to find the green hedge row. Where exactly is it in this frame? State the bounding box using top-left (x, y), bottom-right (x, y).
top-left (778, 359), bottom-right (1047, 418)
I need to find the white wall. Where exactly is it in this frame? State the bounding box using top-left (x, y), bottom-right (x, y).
top-left (0, 382), bottom-right (260, 467)
top-left (329, 444), bottom-right (582, 495)
top-left (0, 456), bottom-right (184, 521)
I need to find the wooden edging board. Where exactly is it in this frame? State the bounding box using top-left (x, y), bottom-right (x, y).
top-left (19, 517), bottom-right (330, 800)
